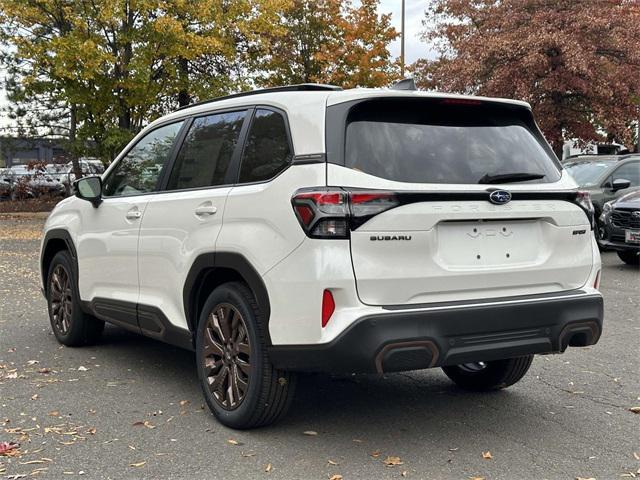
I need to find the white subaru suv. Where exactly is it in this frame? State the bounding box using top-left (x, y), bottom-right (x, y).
top-left (40, 83), bottom-right (604, 429)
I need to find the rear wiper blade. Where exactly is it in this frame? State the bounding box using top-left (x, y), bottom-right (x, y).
top-left (478, 172), bottom-right (545, 184)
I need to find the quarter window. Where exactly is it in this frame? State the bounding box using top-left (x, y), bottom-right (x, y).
top-left (167, 111), bottom-right (246, 190)
top-left (239, 109), bottom-right (292, 183)
top-left (103, 122), bottom-right (183, 197)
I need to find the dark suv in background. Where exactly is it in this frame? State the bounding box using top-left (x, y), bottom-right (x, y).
top-left (599, 189), bottom-right (640, 265)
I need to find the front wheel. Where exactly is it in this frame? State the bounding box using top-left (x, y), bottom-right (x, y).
top-left (442, 355), bottom-right (534, 391)
top-left (46, 250), bottom-right (104, 346)
top-left (617, 250), bottom-right (640, 266)
top-left (196, 282), bottom-right (296, 429)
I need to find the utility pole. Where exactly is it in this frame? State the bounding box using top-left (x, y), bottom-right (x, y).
top-left (400, 0), bottom-right (405, 77)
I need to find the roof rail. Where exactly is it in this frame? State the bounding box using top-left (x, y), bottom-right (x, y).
top-left (176, 83), bottom-right (342, 111)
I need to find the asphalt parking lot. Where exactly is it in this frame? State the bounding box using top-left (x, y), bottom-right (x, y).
top-left (0, 213), bottom-right (639, 480)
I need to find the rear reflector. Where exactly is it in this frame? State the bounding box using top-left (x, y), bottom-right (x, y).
top-left (321, 290), bottom-right (335, 328)
top-left (593, 270), bottom-right (601, 290)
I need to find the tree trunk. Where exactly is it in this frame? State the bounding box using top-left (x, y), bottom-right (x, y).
top-left (69, 104), bottom-right (83, 180)
top-left (177, 57), bottom-right (190, 107)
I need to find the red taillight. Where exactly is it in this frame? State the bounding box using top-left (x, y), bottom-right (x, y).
top-left (321, 289), bottom-right (335, 328)
top-left (574, 191), bottom-right (595, 230)
top-left (291, 188), bottom-right (400, 238)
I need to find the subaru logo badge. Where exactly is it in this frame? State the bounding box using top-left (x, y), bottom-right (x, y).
top-left (489, 190), bottom-right (512, 205)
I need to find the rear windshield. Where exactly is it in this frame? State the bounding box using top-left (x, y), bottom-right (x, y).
top-left (343, 99), bottom-right (561, 184)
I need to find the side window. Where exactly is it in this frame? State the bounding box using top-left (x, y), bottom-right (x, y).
top-left (612, 162), bottom-right (640, 186)
top-left (239, 109), bottom-right (292, 183)
top-left (166, 110), bottom-right (246, 190)
top-left (103, 121), bottom-right (183, 197)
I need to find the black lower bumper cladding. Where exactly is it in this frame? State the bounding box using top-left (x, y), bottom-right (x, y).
top-left (269, 292), bottom-right (604, 374)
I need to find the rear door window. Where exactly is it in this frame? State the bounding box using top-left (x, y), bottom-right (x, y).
top-left (238, 109), bottom-right (292, 183)
top-left (342, 99), bottom-right (561, 184)
top-left (166, 110), bottom-right (246, 190)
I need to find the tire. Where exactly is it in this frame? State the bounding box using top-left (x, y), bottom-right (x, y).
top-left (46, 250), bottom-right (104, 346)
top-left (617, 250), bottom-right (640, 266)
top-left (196, 282), bottom-right (296, 429)
top-left (442, 355), bottom-right (534, 391)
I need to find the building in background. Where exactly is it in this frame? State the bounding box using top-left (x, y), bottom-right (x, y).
top-left (0, 137), bottom-right (68, 167)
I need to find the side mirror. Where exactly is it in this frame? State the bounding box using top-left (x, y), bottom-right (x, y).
top-left (612, 178), bottom-right (631, 192)
top-left (74, 176), bottom-right (102, 207)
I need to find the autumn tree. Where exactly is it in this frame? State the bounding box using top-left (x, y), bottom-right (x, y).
top-left (0, 0), bottom-right (288, 162)
top-left (261, 0), bottom-right (400, 88)
top-left (415, 0), bottom-right (640, 155)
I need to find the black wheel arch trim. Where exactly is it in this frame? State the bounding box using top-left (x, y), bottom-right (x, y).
top-left (41, 229), bottom-right (78, 293)
top-left (183, 251), bottom-right (271, 343)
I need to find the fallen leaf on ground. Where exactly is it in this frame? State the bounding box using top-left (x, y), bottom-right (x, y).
top-left (265, 463), bottom-right (272, 473)
top-left (469, 477), bottom-right (486, 480)
top-left (370, 450), bottom-right (382, 458)
top-left (629, 407), bottom-right (640, 414)
top-left (383, 456), bottom-right (403, 467)
top-left (48, 411), bottom-right (60, 417)
top-left (575, 477), bottom-right (596, 480)
top-left (179, 400), bottom-right (190, 406)
top-left (77, 366), bottom-right (89, 371)
top-left (303, 431), bottom-right (317, 436)
top-left (227, 439), bottom-right (244, 446)
top-left (0, 442), bottom-right (19, 456)
top-left (132, 420), bottom-right (155, 429)
top-left (38, 368), bottom-right (50, 374)
top-left (7, 372), bottom-right (17, 379)
top-left (129, 461), bottom-right (146, 468)
top-left (401, 471), bottom-right (408, 477)
top-left (329, 475), bottom-right (342, 480)
top-left (328, 460), bottom-right (338, 465)
top-left (482, 451), bottom-right (493, 460)
top-left (634, 452), bottom-right (640, 460)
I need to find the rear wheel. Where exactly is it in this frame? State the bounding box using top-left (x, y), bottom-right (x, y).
top-left (442, 355), bottom-right (534, 391)
top-left (196, 282), bottom-right (296, 429)
top-left (617, 250), bottom-right (640, 266)
top-left (46, 251), bottom-right (104, 346)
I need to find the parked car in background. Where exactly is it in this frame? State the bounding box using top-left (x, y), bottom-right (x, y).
top-left (599, 189), bottom-right (640, 265)
top-left (6, 165), bottom-right (66, 199)
top-left (0, 168), bottom-right (12, 199)
top-left (563, 155), bottom-right (640, 227)
top-left (47, 160), bottom-right (105, 195)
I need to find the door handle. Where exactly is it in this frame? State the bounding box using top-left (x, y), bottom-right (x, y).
top-left (126, 210), bottom-right (142, 220)
top-left (195, 205), bottom-right (217, 217)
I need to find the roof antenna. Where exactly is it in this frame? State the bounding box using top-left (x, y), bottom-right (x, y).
top-left (391, 78), bottom-right (417, 91)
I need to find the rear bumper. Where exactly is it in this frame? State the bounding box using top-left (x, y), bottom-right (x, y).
top-left (269, 292), bottom-right (603, 374)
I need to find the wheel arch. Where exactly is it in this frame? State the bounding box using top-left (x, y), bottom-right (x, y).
top-left (183, 252), bottom-right (271, 344)
top-left (41, 229), bottom-right (77, 293)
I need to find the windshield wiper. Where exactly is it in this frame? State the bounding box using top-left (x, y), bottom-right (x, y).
top-left (478, 172), bottom-right (545, 184)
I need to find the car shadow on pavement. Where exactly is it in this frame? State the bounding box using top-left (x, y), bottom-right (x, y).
top-left (89, 324), bottom-right (547, 440)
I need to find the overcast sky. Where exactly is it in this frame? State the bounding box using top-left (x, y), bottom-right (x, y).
top-left (0, 1), bottom-right (435, 129)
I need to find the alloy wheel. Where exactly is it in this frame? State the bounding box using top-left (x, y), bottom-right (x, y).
top-left (49, 264), bottom-right (72, 335)
top-left (201, 303), bottom-right (251, 410)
